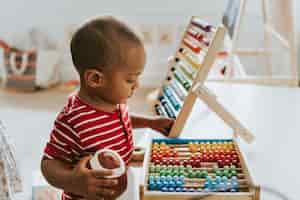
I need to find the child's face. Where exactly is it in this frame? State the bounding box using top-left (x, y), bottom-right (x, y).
top-left (96, 44), bottom-right (146, 105)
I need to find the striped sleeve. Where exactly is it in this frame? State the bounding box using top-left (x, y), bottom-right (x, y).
top-left (44, 116), bottom-right (82, 163)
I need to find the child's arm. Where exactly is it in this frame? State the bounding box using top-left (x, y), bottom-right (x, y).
top-left (130, 114), bottom-right (174, 136)
top-left (41, 156), bottom-right (119, 200)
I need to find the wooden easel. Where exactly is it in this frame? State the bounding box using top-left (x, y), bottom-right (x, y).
top-left (209, 0), bottom-right (298, 87)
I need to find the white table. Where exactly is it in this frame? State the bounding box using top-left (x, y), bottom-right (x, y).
top-left (1, 83), bottom-right (300, 200)
top-left (136, 83), bottom-right (300, 200)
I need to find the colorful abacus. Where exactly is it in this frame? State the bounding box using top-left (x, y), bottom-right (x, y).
top-left (141, 139), bottom-right (260, 200)
top-left (153, 17), bottom-right (226, 138)
top-left (154, 17), bottom-right (217, 119)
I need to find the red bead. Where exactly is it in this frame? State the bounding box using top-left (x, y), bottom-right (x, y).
top-left (154, 159), bottom-right (160, 164)
top-left (195, 159), bottom-right (201, 167)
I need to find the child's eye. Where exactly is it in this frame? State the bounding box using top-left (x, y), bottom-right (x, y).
top-left (126, 79), bottom-right (135, 84)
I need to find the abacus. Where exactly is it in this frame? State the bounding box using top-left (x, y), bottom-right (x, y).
top-left (154, 17), bottom-right (225, 137)
top-left (140, 138), bottom-right (260, 200)
top-left (154, 17), bottom-right (254, 142)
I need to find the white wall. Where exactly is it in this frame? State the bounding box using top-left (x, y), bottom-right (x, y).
top-left (0, 0), bottom-right (299, 87)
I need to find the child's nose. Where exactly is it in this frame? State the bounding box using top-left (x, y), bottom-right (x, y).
top-left (133, 80), bottom-right (140, 90)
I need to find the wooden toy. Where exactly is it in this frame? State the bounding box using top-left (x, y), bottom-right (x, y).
top-left (209, 0), bottom-right (298, 86)
top-left (153, 16), bottom-right (254, 143)
top-left (140, 139), bottom-right (260, 200)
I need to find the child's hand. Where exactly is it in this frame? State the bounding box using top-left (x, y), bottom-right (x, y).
top-left (149, 117), bottom-right (175, 137)
top-left (70, 156), bottom-right (121, 200)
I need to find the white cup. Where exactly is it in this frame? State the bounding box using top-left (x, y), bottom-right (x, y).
top-left (89, 149), bottom-right (125, 178)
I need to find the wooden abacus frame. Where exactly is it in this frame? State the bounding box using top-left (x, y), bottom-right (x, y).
top-left (154, 17), bottom-right (254, 143)
top-left (154, 17), bottom-right (224, 135)
top-left (140, 138), bottom-right (260, 200)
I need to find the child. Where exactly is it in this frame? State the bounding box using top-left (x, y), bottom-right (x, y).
top-left (40, 16), bottom-right (174, 200)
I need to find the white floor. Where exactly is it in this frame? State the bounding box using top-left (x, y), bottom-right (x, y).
top-left (0, 87), bottom-right (153, 200)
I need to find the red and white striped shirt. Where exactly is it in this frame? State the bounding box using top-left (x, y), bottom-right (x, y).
top-left (43, 94), bottom-right (134, 200)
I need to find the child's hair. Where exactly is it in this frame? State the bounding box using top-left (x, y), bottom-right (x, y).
top-left (70, 16), bottom-right (142, 75)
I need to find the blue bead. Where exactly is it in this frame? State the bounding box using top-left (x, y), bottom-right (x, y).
top-left (179, 175), bottom-right (185, 181)
top-left (230, 188), bottom-right (237, 192)
top-left (231, 176), bottom-right (238, 181)
top-left (204, 181), bottom-right (210, 188)
top-left (162, 187), bottom-right (168, 192)
top-left (149, 176), bottom-right (155, 181)
top-left (149, 183), bottom-right (156, 190)
top-left (175, 187), bottom-right (182, 192)
top-left (232, 182), bottom-right (239, 189)
top-left (173, 176), bottom-right (179, 181)
top-left (182, 188), bottom-right (188, 192)
top-left (163, 181), bottom-right (169, 187)
top-left (149, 180), bottom-right (155, 185)
top-left (204, 188), bottom-right (211, 192)
top-left (176, 180), bottom-right (183, 187)
top-left (196, 188), bottom-right (203, 192)
top-left (156, 181), bottom-right (163, 189)
top-left (222, 176), bottom-right (228, 182)
top-left (160, 176), bottom-right (166, 182)
top-left (169, 181), bottom-right (176, 188)
top-left (166, 175), bottom-right (172, 181)
top-left (215, 176), bottom-right (222, 183)
top-left (206, 176), bottom-right (212, 183)
top-left (168, 187), bottom-right (175, 192)
top-left (188, 188), bottom-right (195, 192)
top-left (211, 182), bottom-right (217, 189)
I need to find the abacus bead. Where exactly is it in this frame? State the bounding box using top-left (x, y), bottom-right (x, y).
top-left (160, 176), bottom-right (166, 182)
top-left (168, 187), bottom-right (175, 192)
top-left (149, 176), bottom-right (155, 182)
top-left (166, 175), bottom-right (172, 181)
top-left (232, 181), bottom-right (239, 189)
top-left (170, 180), bottom-right (176, 188)
top-left (219, 182), bottom-right (226, 191)
top-left (162, 187), bottom-right (168, 192)
top-left (204, 181), bottom-right (210, 188)
top-left (231, 170), bottom-right (237, 177)
top-left (195, 170), bottom-right (202, 178)
top-left (196, 188), bottom-right (203, 192)
top-left (222, 176), bottom-right (228, 182)
top-left (149, 183), bottom-right (156, 190)
top-left (231, 176), bottom-right (238, 181)
top-left (215, 170), bottom-right (222, 176)
top-left (215, 176), bottom-right (222, 183)
top-left (188, 188), bottom-right (195, 192)
top-left (156, 181), bottom-right (163, 189)
top-left (204, 188), bottom-right (211, 192)
top-left (182, 188), bottom-right (188, 192)
top-left (176, 187), bottom-right (182, 192)
top-left (211, 182), bottom-right (217, 189)
top-left (202, 170), bottom-right (208, 178)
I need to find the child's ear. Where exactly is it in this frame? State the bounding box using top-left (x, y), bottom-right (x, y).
top-left (84, 69), bottom-right (105, 88)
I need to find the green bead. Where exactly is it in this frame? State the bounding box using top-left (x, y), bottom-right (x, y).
top-left (201, 170), bottom-right (208, 178)
top-left (188, 171), bottom-right (194, 178)
top-left (231, 170), bottom-right (237, 176)
top-left (195, 170), bottom-right (202, 178)
top-left (159, 170), bottom-right (165, 176)
top-left (227, 173), bottom-right (232, 178)
top-left (215, 170), bottom-right (222, 176)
